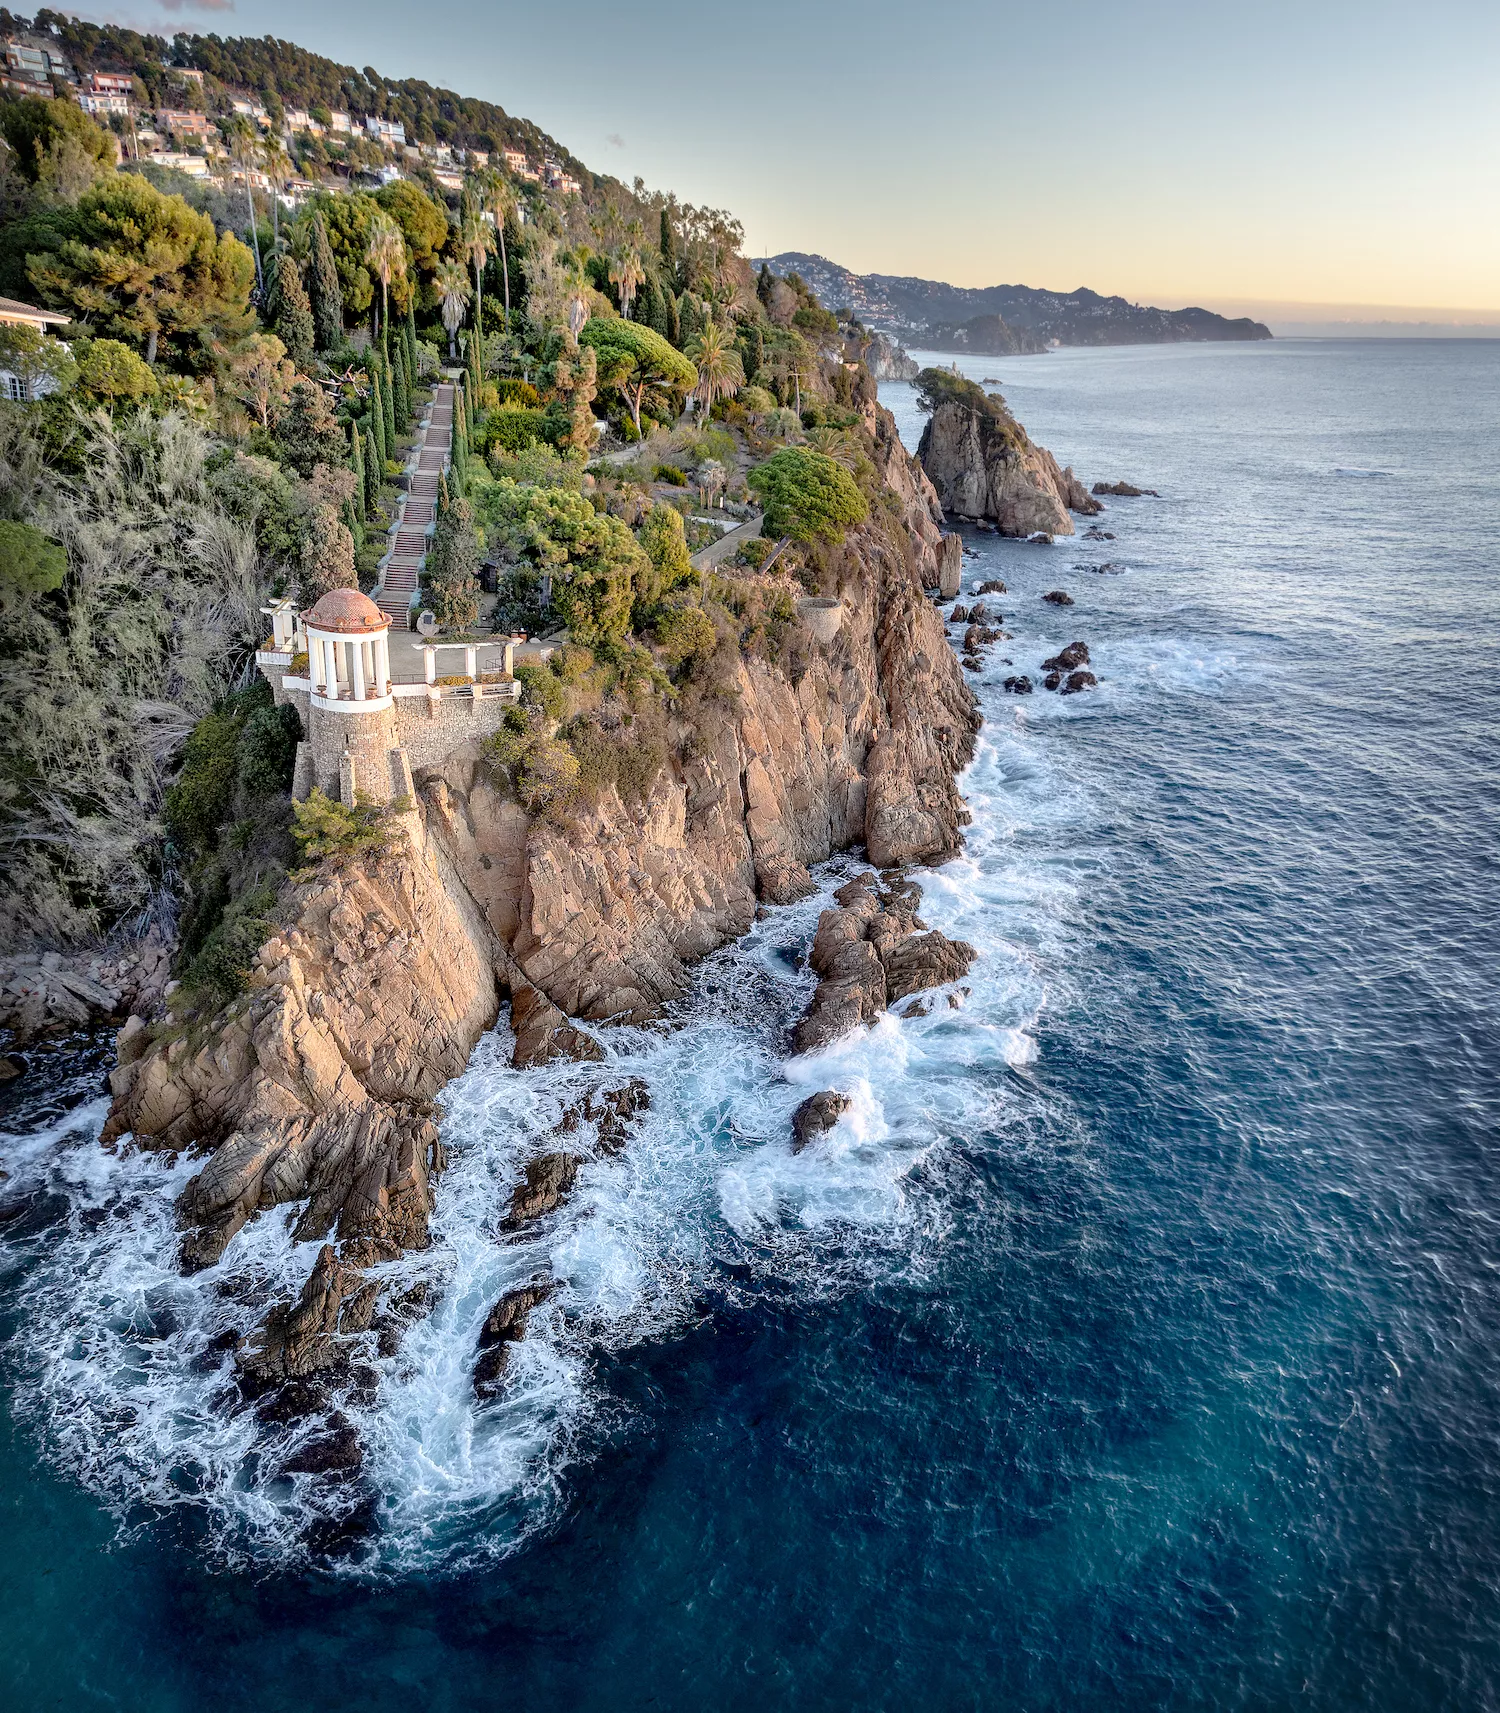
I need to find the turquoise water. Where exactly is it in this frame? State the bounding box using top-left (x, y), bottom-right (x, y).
top-left (2, 339), bottom-right (1498, 1709)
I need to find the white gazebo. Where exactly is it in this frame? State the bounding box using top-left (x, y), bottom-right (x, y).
top-left (303, 587), bottom-right (393, 707)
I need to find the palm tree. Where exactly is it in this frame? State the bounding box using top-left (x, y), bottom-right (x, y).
top-left (686, 320), bottom-right (744, 420)
top-left (262, 134), bottom-right (291, 250)
top-left (435, 260), bottom-right (471, 360)
top-left (486, 175), bottom-right (516, 332)
top-left (364, 211), bottom-right (407, 340)
top-left (231, 122), bottom-right (264, 296)
top-left (609, 247), bottom-right (645, 319)
top-left (460, 193), bottom-right (491, 341)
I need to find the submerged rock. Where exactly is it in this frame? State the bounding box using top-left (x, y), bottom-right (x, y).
top-left (1003, 676), bottom-right (1034, 695)
top-left (1092, 480), bottom-right (1160, 497)
top-left (474, 1278), bottom-right (558, 1397)
top-left (1060, 670), bottom-right (1098, 695)
top-left (976, 579), bottom-right (1008, 595)
top-left (509, 980), bottom-right (605, 1068)
top-left (502, 1152), bottom-right (582, 1230)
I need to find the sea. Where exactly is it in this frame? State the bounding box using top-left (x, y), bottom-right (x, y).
top-left (1, 338), bottom-right (1498, 1711)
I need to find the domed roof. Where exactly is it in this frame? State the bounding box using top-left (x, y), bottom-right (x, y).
top-left (305, 586), bottom-right (389, 634)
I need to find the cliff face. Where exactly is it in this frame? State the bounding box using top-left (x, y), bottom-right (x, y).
top-left (103, 403), bottom-right (977, 1281)
top-left (857, 331), bottom-right (919, 381)
top-left (916, 396), bottom-right (1100, 536)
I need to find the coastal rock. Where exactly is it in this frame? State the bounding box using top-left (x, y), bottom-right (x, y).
top-left (937, 532), bottom-right (963, 598)
top-left (794, 872), bottom-right (975, 1051)
top-left (1003, 676), bottom-right (1034, 694)
top-left (1083, 527), bottom-right (1115, 541)
top-left (238, 1245), bottom-right (375, 1396)
top-left (791, 1090), bottom-right (851, 1151)
top-left (1043, 671), bottom-right (1061, 691)
top-left (1092, 480), bottom-right (1160, 498)
top-left (508, 979), bottom-right (605, 1068)
top-left (976, 579), bottom-right (1007, 595)
top-left (474, 1278), bottom-right (557, 1397)
top-left (916, 386), bottom-right (1098, 537)
top-left (1043, 642), bottom-right (1091, 672)
top-left (557, 1078), bottom-right (651, 1155)
top-left (502, 1152), bottom-right (582, 1230)
top-left (1060, 670), bottom-right (1098, 695)
top-left (1043, 590), bottom-right (1074, 606)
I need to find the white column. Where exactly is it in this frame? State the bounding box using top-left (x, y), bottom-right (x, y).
top-left (424, 644), bottom-right (436, 686)
top-left (465, 644), bottom-right (477, 680)
top-left (375, 631), bottom-right (391, 693)
top-left (503, 639), bottom-right (515, 677)
top-left (313, 634), bottom-right (328, 694)
top-left (324, 636), bottom-right (339, 697)
top-left (351, 636), bottom-right (366, 701)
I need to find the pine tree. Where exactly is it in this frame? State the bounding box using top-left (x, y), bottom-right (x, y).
top-left (746, 324), bottom-right (764, 384)
top-left (309, 213), bottom-right (343, 352)
top-left (660, 208), bottom-right (678, 287)
top-left (275, 256), bottom-right (316, 372)
top-left (364, 424), bottom-right (381, 511)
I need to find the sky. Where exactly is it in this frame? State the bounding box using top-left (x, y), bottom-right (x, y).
top-left (61, 0), bottom-right (1500, 320)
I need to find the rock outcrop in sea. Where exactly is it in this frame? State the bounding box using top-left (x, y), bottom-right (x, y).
top-left (914, 369), bottom-right (1100, 537)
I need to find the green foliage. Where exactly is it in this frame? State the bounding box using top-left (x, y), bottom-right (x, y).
top-left (428, 496), bottom-right (480, 631)
top-left (23, 173), bottom-right (255, 366)
top-left (308, 212), bottom-right (344, 350)
top-left (495, 378), bottom-right (541, 408)
top-left (291, 787), bottom-right (402, 870)
top-left (489, 440), bottom-right (582, 489)
top-left (0, 521), bottom-right (67, 594)
top-left (738, 385), bottom-right (776, 413)
top-left (476, 478), bottom-right (646, 646)
top-left (180, 879), bottom-right (278, 1005)
top-left (76, 338), bottom-right (158, 406)
top-left (273, 255), bottom-right (316, 371)
top-left (165, 705), bottom-right (244, 860)
top-left (372, 180), bottom-right (449, 295)
top-left (0, 323), bottom-right (77, 400)
top-left (274, 378), bottom-right (347, 477)
top-left (207, 450), bottom-right (303, 566)
top-left (515, 661), bottom-right (565, 720)
top-left (654, 462), bottom-right (687, 486)
top-left (308, 191), bottom-right (380, 324)
top-left (237, 703), bottom-right (302, 798)
top-left (0, 94), bottom-right (114, 189)
top-left (565, 717), bottom-right (668, 804)
top-left (650, 600), bottom-right (717, 668)
top-left (636, 501), bottom-right (697, 607)
top-left (747, 447), bottom-right (868, 544)
top-left (579, 316), bottom-right (697, 435)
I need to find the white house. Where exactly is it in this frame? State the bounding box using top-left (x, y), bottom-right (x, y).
top-left (0, 297), bottom-right (72, 402)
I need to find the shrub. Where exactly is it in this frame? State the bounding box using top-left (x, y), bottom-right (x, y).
top-left (652, 601), bottom-right (717, 667)
top-left (736, 537), bottom-right (776, 571)
top-left (739, 385), bottom-right (776, 413)
top-left (495, 378), bottom-right (541, 408)
top-left (165, 707), bottom-right (243, 860)
top-left (654, 462), bottom-right (688, 486)
top-left (181, 880), bottom-right (279, 1005)
top-left (636, 502), bottom-right (697, 607)
top-left (515, 661), bottom-right (566, 720)
top-left (513, 736), bottom-right (579, 815)
top-left (747, 447), bottom-right (868, 545)
top-left (76, 338), bottom-right (158, 406)
top-left (237, 703), bottom-right (302, 798)
top-left (0, 520), bottom-right (67, 594)
top-left (485, 406), bottom-right (546, 454)
top-left (291, 787), bottom-right (402, 871)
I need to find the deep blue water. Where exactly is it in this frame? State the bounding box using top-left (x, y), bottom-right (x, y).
top-left (3, 339), bottom-right (1499, 1709)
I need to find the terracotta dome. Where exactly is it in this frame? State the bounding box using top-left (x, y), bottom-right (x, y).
top-left (305, 586), bottom-right (389, 635)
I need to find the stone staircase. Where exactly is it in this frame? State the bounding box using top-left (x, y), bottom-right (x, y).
top-left (376, 381), bottom-right (455, 627)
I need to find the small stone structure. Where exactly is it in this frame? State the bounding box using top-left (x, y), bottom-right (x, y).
top-left (255, 589), bottom-right (535, 808)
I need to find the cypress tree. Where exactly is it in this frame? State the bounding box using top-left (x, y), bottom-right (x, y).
top-left (438, 470), bottom-right (450, 515)
top-left (309, 213), bottom-right (343, 352)
top-left (381, 346), bottom-right (396, 452)
top-left (274, 256), bottom-right (316, 371)
top-left (392, 340), bottom-right (409, 432)
top-left (367, 362), bottom-right (387, 467)
top-left (405, 306), bottom-right (419, 397)
top-left (746, 324), bottom-right (764, 384)
top-left (757, 262), bottom-right (775, 309)
top-left (364, 424), bottom-right (381, 510)
top-left (660, 208), bottom-right (678, 287)
top-left (678, 293), bottom-right (699, 347)
top-left (349, 417), bottom-right (364, 502)
top-left (665, 288), bottom-right (680, 348)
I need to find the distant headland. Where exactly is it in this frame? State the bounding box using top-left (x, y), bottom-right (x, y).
top-left (756, 253), bottom-right (1273, 352)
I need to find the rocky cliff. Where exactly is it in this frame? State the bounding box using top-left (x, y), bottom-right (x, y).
top-left (914, 373), bottom-right (1099, 537)
top-left (103, 402), bottom-right (977, 1302)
